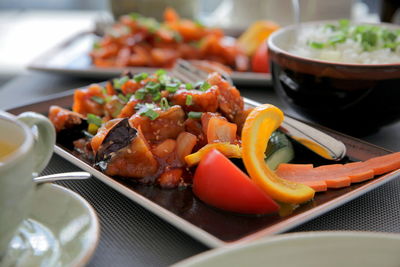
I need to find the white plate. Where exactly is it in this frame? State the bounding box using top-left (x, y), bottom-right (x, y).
top-left (0, 183), bottom-right (99, 267)
top-left (27, 32), bottom-right (271, 86)
top-left (173, 231), bottom-right (400, 267)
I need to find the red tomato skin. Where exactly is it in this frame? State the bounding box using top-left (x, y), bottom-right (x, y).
top-left (193, 149), bottom-right (279, 215)
top-left (251, 41), bottom-right (269, 73)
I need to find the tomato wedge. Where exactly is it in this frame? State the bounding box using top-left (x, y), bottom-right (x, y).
top-left (193, 149), bottom-right (279, 215)
top-left (251, 41), bottom-right (270, 73)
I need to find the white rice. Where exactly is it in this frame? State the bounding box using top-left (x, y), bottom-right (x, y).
top-left (290, 24), bottom-right (400, 64)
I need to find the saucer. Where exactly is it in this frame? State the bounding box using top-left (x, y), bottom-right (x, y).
top-left (1, 184), bottom-right (99, 267)
top-left (173, 231), bottom-right (400, 267)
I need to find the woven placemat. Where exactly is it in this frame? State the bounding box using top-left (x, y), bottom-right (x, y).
top-left (42, 154), bottom-right (400, 266)
top-left (42, 155), bottom-right (208, 267)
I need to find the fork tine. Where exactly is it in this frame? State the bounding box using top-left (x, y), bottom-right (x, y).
top-left (177, 59), bottom-right (209, 81)
top-left (171, 59), bottom-right (234, 85)
top-left (171, 60), bottom-right (208, 84)
top-left (169, 69), bottom-right (191, 83)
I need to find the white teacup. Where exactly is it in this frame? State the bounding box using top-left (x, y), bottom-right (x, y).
top-left (0, 111), bottom-right (55, 257)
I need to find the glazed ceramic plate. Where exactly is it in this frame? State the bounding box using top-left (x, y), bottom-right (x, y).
top-left (173, 231), bottom-right (400, 267)
top-left (0, 183), bottom-right (99, 267)
top-left (27, 32), bottom-right (271, 86)
top-left (7, 90), bottom-right (400, 248)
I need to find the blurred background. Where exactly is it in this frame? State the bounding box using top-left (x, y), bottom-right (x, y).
top-left (0, 0), bottom-right (398, 86)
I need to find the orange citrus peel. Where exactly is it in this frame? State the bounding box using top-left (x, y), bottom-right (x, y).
top-left (237, 20), bottom-right (280, 56)
top-left (185, 143), bottom-right (241, 167)
top-left (241, 104), bottom-right (315, 204)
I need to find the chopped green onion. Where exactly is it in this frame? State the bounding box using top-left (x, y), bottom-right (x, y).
top-left (384, 41), bottom-right (400, 51)
top-left (328, 34), bottom-right (346, 45)
top-left (87, 114), bottom-right (103, 127)
top-left (188, 111), bottom-right (202, 119)
top-left (129, 12), bottom-right (141, 20)
top-left (93, 42), bottom-right (101, 49)
top-left (113, 76), bottom-right (129, 89)
top-left (200, 82), bottom-right (211, 91)
top-left (134, 72), bottom-right (149, 82)
top-left (134, 88), bottom-right (147, 100)
top-left (166, 83), bottom-right (179, 93)
top-left (141, 109), bottom-right (159, 120)
top-left (91, 96), bottom-right (105, 104)
top-left (324, 24), bottom-right (337, 31)
top-left (158, 74), bottom-right (171, 85)
top-left (186, 95), bottom-right (193, 106)
top-left (152, 91), bottom-right (161, 101)
top-left (138, 17), bottom-right (160, 33)
top-left (194, 20), bottom-right (205, 28)
top-left (309, 41), bottom-right (324, 49)
top-left (309, 21), bottom-right (399, 52)
top-left (185, 83), bottom-right (193, 90)
top-left (338, 19), bottom-right (349, 29)
top-left (361, 30), bottom-right (378, 48)
top-left (160, 97), bottom-right (170, 110)
top-left (145, 82), bottom-right (161, 93)
top-left (155, 69), bottom-right (167, 76)
top-left (105, 95), bottom-right (112, 103)
top-left (118, 93), bottom-right (129, 103)
top-left (382, 30), bottom-right (397, 43)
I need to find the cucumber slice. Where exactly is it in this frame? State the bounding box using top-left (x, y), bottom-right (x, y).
top-left (265, 131), bottom-right (294, 170)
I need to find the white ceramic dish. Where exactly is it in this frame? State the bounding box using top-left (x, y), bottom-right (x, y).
top-left (173, 231), bottom-right (400, 267)
top-left (0, 183), bottom-right (99, 267)
top-left (27, 32), bottom-right (271, 86)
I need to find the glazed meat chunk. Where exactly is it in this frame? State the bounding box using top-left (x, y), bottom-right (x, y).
top-left (94, 118), bottom-right (158, 179)
top-left (129, 105), bottom-right (185, 142)
top-left (48, 105), bottom-right (86, 132)
top-left (168, 86), bottom-right (219, 113)
top-left (207, 72), bottom-right (244, 121)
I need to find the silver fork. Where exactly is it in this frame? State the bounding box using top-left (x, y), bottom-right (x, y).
top-left (170, 59), bottom-right (347, 161)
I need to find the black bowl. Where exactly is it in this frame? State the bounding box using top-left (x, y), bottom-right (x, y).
top-left (268, 21), bottom-right (400, 136)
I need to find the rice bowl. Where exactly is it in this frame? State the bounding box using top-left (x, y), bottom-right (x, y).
top-left (289, 20), bottom-right (400, 65)
top-left (267, 20), bottom-right (400, 135)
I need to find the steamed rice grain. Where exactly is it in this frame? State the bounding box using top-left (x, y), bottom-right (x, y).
top-left (290, 24), bottom-right (400, 64)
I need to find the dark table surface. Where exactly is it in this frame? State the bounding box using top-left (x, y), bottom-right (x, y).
top-left (1, 71), bottom-right (400, 266)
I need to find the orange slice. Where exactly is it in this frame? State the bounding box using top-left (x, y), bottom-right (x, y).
top-left (237, 20), bottom-right (280, 56)
top-left (241, 104), bottom-right (315, 204)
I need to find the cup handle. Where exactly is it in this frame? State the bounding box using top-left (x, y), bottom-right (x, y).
top-left (17, 112), bottom-right (56, 175)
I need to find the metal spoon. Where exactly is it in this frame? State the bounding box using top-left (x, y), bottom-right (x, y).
top-left (244, 98), bottom-right (347, 161)
top-left (34, 172), bottom-right (91, 184)
top-left (280, 116), bottom-right (347, 161)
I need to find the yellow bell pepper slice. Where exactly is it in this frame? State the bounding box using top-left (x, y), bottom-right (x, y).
top-left (185, 143), bottom-right (241, 167)
top-left (241, 104), bottom-right (315, 204)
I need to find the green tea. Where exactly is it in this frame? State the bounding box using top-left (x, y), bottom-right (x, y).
top-left (0, 140), bottom-right (17, 160)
